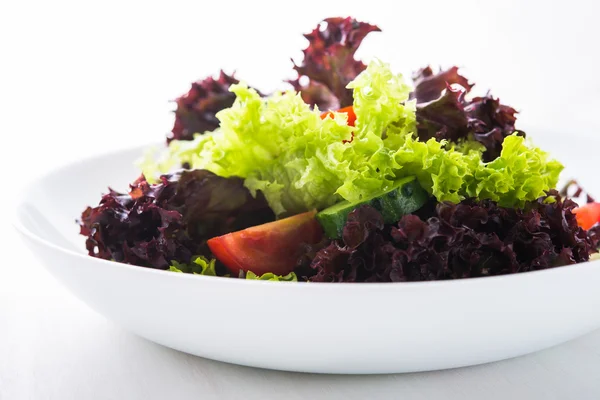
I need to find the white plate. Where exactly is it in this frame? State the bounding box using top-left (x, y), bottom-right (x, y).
top-left (13, 134), bottom-right (600, 374)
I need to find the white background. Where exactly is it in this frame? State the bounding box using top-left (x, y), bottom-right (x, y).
top-left (2, 0), bottom-right (600, 398)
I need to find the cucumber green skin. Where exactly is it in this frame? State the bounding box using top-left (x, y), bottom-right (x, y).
top-left (316, 179), bottom-right (429, 239)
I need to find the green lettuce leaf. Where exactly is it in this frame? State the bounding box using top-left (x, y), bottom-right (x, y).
top-left (158, 86), bottom-right (355, 216)
top-left (468, 134), bottom-right (563, 206)
top-left (151, 60), bottom-right (415, 215)
top-left (348, 59), bottom-right (414, 137)
top-left (146, 59), bottom-right (562, 213)
top-left (246, 271), bottom-right (298, 281)
top-left (168, 256), bottom-right (217, 276)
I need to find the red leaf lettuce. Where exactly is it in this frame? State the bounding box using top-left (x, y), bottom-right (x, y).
top-left (168, 71), bottom-right (248, 143)
top-left (289, 17), bottom-right (380, 110)
top-left (80, 170), bottom-right (274, 269)
top-left (413, 67), bottom-right (523, 161)
top-left (304, 192), bottom-right (595, 282)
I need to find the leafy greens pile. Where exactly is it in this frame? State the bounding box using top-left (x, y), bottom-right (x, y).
top-left (80, 17), bottom-right (597, 282)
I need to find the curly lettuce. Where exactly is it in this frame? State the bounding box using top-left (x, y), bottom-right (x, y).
top-left (168, 256), bottom-right (217, 276)
top-left (469, 135), bottom-right (563, 206)
top-left (246, 271), bottom-right (298, 281)
top-left (145, 60), bottom-right (562, 214)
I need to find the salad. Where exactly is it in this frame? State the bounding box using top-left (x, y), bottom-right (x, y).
top-left (79, 17), bottom-right (600, 282)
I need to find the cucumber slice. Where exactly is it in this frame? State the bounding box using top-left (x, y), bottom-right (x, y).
top-left (316, 177), bottom-right (429, 239)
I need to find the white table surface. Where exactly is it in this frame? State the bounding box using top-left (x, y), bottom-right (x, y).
top-left (3, 0), bottom-right (600, 398)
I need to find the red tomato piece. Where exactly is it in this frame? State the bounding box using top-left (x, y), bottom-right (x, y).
top-left (573, 202), bottom-right (600, 230)
top-left (320, 105), bottom-right (356, 127)
top-left (207, 210), bottom-right (323, 276)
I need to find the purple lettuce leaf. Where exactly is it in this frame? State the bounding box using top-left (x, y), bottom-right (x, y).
top-left (413, 66), bottom-right (523, 161)
top-left (412, 66), bottom-right (473, 103)
top-left (289, 17), bottom-right (380, 109)
top-left (168, 71), bottom-right (262, 143)
top-left (80, 170), bottom-right (274, 269)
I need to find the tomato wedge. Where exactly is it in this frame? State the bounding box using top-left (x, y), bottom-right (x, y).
top-left (207, 210), bottom-right (323, 276)
top-left (573, 202), bottom-right (600, 230)
top-left (320, 105), bottom-right (356, 127)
